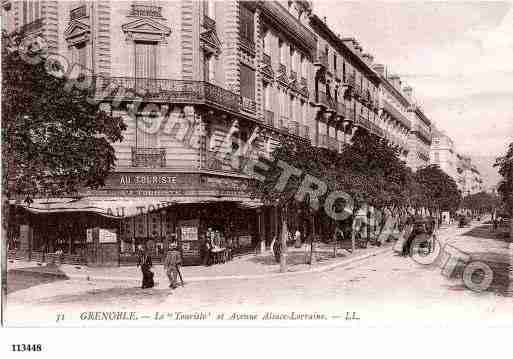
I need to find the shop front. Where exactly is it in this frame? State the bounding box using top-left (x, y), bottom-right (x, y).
top-left (11, 171), bottom-right (263, 266)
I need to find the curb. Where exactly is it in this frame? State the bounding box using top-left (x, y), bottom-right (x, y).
top-left (9, 246), bottom-right (393, 285)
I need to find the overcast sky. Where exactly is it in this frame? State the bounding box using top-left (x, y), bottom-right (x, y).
top-left (314, 0), bottom-right (513, 187)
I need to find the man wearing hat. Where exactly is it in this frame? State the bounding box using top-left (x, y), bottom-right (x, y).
top-left (163, 235), bottom-right (182, 289)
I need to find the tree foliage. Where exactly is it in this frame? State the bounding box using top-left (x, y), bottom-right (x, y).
top-left (494, 141), bottom-right (513, 214)
top-left (2, 32), bottom-right (126, 198)
top-left (414, 165), bottom-right (462, 212)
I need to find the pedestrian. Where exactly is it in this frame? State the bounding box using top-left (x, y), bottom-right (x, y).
top-left (163, 237), bottom-right (182, 289)
top-left (137, 244), bottom-right (154, 289)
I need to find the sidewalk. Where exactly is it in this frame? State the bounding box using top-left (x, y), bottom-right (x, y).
top-left (7, 241), bottom-right (393, 285)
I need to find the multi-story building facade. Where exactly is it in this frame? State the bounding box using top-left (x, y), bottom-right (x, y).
top-left (456, 154), bottom-right (483, 195)
top-left (430, 127), bottom-right (458, 180)
top-left (405, 90), bottom-right (432, 170)
top-left (2, 0), bottom-right (321, 265)
top-left (307, 14), bottom-right (381, 153)
top-left (373, 64), bottom-right (411, 162)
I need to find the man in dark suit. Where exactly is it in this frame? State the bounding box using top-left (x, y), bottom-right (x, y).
top-left (163, 237), bottom-right (182, 289)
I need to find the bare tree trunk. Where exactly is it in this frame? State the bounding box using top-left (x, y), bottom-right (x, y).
top-left (1, 199), bottom-right (9, 326)
top-left (280, 207), bottom-right (288, 273)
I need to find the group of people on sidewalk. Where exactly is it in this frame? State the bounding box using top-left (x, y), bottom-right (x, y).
top-left (137, 235), bottom-right (183, 290)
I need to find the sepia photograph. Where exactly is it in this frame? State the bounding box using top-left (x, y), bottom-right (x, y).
top-left (1, 0), bottom-right (512, 341)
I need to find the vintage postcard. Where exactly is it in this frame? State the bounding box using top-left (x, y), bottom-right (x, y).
top-left (1, 0), bottom-right (512, 336)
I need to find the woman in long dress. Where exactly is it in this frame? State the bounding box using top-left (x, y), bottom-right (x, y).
top-left (137, 246), bottom-right (154, 289)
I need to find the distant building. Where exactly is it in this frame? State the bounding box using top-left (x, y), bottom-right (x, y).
top-left (456, 154), bottom-right (484, 195)
top-left (430, 127), bottom-right (457, 180)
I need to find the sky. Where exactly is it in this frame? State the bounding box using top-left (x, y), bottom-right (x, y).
top-left (314, 0), bottom-right (513, 187)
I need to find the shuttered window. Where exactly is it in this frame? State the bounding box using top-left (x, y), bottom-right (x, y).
top-left (240, 64), bottom-right (255, 100)
top-left (239, 5), bottom-right (254, 44)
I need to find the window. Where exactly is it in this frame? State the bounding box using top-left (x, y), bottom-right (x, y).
top-left (300, 54), bottom-right (305, 78)
top-left (239, 5), bottom-right (254, 45)
top-left (434, 152), bottom-right (440, 163)
top-left (333, 54), bottom-right (337, 71)
top-left (136, 115), bottom-right (159, 148)
top-left (204, 53), bottom-right (216, 84)
top-left (342, 61), bottom-right (346, 82)
top-left (290, 47), bottom-right (295, 71)
top-left (72, 42), bottom-right (88, 68)
top-left (134, 41), bottom-right (157, 78)
top-left (205, 0), bottom-right (216, 19)
top-left (240, 64), bottom-right (255, 100)
top-left (263, 83), bottom-right (270, 110)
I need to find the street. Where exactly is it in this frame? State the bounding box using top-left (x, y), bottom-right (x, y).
top-left (5, 222), bottom-right (512, 326)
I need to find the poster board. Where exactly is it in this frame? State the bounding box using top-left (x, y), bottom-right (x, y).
top-left (99, 228), bottom-right (117, 243)
top-left (178, 219), bottom-right (200, 265)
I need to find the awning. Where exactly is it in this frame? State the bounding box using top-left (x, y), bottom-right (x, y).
top-left (11, 196), bottom-right (263, 218)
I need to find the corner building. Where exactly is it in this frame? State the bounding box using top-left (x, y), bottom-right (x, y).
top-left (3, 0), bottom-right (319, 265)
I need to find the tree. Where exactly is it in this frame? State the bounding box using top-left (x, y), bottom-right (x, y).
top-left (494, 141), bottom-right (513, 241)
top-left (462, 191), bottom-right (499, 216)
top-left (1, 31), bottom-right (126, 305)
top-left (414, 165), bottom-right (462, 219)
top-left (2, 32), bottom-right (126, 199)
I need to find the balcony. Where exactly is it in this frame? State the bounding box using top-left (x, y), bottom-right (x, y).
top-left (261, 53), bottom-right (274, 78)
top-left (288, 121), bottom-right (300, 136)
top-left (277, 63), bottom-right (287, 82)
top-left (129, 4), bottom-right (163, 18)
top-left (203, 15), bottom-right (216, 30)
top-left (290, 70), bottom-right (298, 82)
top-left (357, 115), bottom-right (373, 132)
top-left (264, 109), bottom-right (274, 127)
top-left (202, 150), bottom-right (252, 173)
top-left (131, 147), bottom-right (166, 168)
top-left (95, 77), bottom-right (240, 113)
top-left (240, 96), bottom-right (256, 114)
top-left (278, 116), bottom-right (289, 132)
top-left (240, 36), bottom-right (255, 55)
top-left (70, 5), bottom-right (87, 20)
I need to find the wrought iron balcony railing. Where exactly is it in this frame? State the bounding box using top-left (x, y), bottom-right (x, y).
top-left (95, 77), bottom-right (240, 113)
top-left (202, 150), bottom-right (252, 173)
top-left (203, 15), bottom-right (216, 30)
top-left (240, 36), bottom-right (255, 55)
top-left (263, 53), bottom-right (271, 66)
top-left (131, 147), bottom-right (166, 168)
top-left (70, 5), bottom-right (87, 20)
top-left (277, 63), bottom-right (287, 82)
top-left (240, 96), bottom-right (256, 114)
top-left (264, 109), bottom-right (274, 127)
top-left (130, 4), bottom-right (162, 18)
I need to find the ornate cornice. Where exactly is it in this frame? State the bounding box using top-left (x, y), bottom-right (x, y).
top-left (122, 17), bottom-right (171, 42)
top-left (258, 1), bottom-right (316, 58)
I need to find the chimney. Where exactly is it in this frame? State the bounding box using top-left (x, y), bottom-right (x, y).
top-left (388, 74), bottom-right (401, 90)
top-left (372, 63), bottom-right (385, 76)
top-left (362, 53), bottom-right (374, 66)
